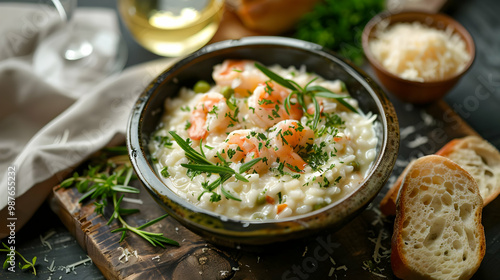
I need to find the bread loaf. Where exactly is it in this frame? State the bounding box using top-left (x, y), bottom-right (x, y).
top-left (231, 0), bottom-right (320, 34)
top-left (391, 155), bottom-right (485, 280)
top-left (380, 136), bottom-right (500, 216)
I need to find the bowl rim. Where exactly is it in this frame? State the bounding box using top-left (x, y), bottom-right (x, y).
top-left (361, 10), bottom-right (476, 86)
top-left (127, 36), bottom-right (399, 240)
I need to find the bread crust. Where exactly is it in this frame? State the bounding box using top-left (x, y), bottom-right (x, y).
top-left (381, 136), bottom-right (500, 216)
top-left (380, 160), bottom-right (414, 216)
top-left (436, 136), bottom-right (500, 205)
top-left (234, 0), bottom-right (320, 33)
top-left (391, 155), bottom-right (485, 280)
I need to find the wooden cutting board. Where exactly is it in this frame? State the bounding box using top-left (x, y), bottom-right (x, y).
top-left (49, 99), bottom-right (492, 280)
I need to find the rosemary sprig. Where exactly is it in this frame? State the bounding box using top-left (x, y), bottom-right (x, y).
top-left (1, 242), bottom-right (37, 275)
top-left (169, 131), bottom-right (262, 202)
top-left (59, 147), bottom-right (179, 247)
top-left (254, 63), bottom-right (358, 130)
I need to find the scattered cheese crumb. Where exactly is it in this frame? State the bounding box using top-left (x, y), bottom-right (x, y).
top-left (400, 126), bottom-right (416, 140)
top-left (63, 256), bottom-right (92, 274)
top-left (198, 257), bottom-right (208, 265)
top-left (40, 230), bottom-right (56, 250)
top-left (420, 111), bottom-right (435, 126)
top-left (47, 259), bottom-right (56, 273)
top-left (372, 230), bottom-right (383, 263)
top-left (117, 247), bottom-right (138, 263)
top-left (328, 267), bottom-right (335, 277)
top-left (122, 197), bottom-right (144, 205)
top-left (362, 260), bottom-right (387, 278)
top-left (407, 135), bottom-right (429, 148)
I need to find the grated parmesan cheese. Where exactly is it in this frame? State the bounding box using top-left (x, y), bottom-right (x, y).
top-left (369, 21), bottom-right (470, 82)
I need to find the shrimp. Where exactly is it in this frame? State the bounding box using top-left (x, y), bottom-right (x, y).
top-left (248, 81), bottom-right (303, 128)
top-left (212, 60), bottom-right (268, 97)
top-left (219, 130), bottom-right (274, 174)
top-left (269, 120), bottom-right (314, 172)
top-left (188, 92), bottom-right (230, 141)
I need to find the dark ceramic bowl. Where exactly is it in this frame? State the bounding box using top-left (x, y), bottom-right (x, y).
top-left (362, 11), bottom-right (475, 104)
top-left (127, 36), bottom-right (399, 248)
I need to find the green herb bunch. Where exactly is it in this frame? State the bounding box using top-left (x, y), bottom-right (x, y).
top-left (59, 147), bottom-right (178, 248)
top-left (294, 0), bottom-right (385, 65)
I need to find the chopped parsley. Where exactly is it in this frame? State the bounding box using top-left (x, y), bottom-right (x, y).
top-left (227, 148), bottom-right (236, 159)
top-left (184, 120), bottom-right (191, 130)
top-left (319, 177), bottom-right (329, 188)
top-left (302, 142), bottom-right (329, 171)
top-left (208, 105), bottom-right (219, 118)
top-left (160, 166), bottom-right (170, 178)
top-left (154, 135), bottom-right (174, 148)
top-left (258, 98), bottom-right (274, 106)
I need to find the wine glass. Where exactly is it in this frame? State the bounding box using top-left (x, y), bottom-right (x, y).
top-left (33, 0), bottom-right (127, 94)
top-left (117, 0), bottom-right (224, 57)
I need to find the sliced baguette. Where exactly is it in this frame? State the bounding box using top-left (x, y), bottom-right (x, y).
top-left (436, 136), bottom-right (500, 205)
top-left (381, 136), bottom-right (500, 216)
top-left (391, 155), bottom-right (485, 280)
top-left (379, 160), bottom-right (415, 216)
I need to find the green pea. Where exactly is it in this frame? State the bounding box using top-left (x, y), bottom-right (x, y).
top-left (193, 80), bottom-right (211, 93)
top-left (348, 160), bottom-right (360, 171)
top-left (313, 201), bottom-right (328, 211)
top-left (340, 81), bottom-right (347, 92)
top-left (220, 86), bottom-right (234, 99)
top-left (256, 193), bottom-right (266, 205)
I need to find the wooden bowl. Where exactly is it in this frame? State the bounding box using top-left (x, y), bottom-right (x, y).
top-left (362, 11), bottom-right (475, 104)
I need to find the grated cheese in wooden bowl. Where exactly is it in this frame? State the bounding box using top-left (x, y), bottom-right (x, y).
top-left (369, 21), bottom-right (471, 82)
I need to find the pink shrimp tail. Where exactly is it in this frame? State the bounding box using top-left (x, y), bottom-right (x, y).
top-left (188, 110), bottom-right (207, 140)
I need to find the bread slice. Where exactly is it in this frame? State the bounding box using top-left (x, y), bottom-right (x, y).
top-left (380, 160), bottom-right (415, 216)
top-left (381, 136), bottom-right (500, 216)
top-left (391, 155), bottom-right (485, 280)
top-left (435, 136), bottom-right (500, 205)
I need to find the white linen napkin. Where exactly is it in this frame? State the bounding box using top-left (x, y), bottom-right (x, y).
top-left (0, 3), bottom-right (173, 238)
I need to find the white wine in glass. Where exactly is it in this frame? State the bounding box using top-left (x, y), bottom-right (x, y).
top-left (118, 0), bottom-right (224, 57)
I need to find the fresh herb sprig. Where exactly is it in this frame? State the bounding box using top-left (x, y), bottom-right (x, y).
top-left (169, 131), bottom-right (262, 202)
top-left (59, 149), bottom-right (179, 248)
top-left (254, 63), bottom-right (358, 130)
top-left (1, 243), bottom-right (37, 275)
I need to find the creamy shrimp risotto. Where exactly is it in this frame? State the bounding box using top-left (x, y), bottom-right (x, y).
top-left (149, 60), bottom-right (378, 220)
